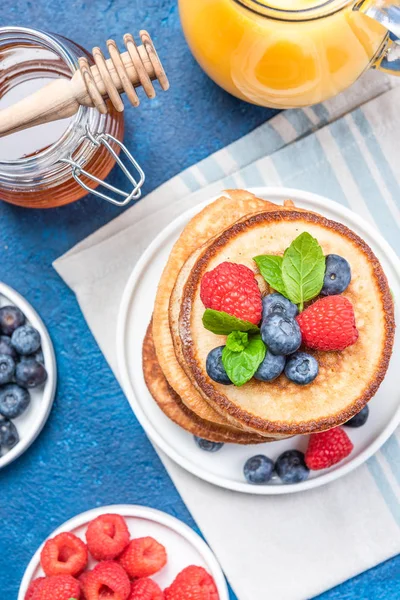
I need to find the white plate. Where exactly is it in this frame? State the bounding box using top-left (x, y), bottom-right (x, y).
top-left (0, 282), bottom-right (56, 469)
top-left (117, 187), bottom-right (400, 495)
top-left (18, 504), bottom-right (229, 599)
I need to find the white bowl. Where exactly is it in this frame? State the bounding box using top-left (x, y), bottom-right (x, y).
top-left (18, 504), bottom-right (229, 599)
top-left (116, 187), bottom-right (400, 494)
top-left (0, 282), bottom-right (56, 469)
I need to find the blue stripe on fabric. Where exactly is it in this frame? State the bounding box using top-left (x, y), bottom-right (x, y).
top-left (380, 436), bottom-right (400, 484)
top-left (228, 122), bottom-right (287, 167)
top-left (180, 169), bottom-right (201, 192)
top-left (329, 118), bottom-right (400, 253)
top-left (367, 456), bottom-right (400, 526)
top-left (270, 135), bottom-right (349, 206)
top-left (285, 110), bottom-right (315, 136)
top-left (197, 156), bottom-right (225, 184)
top-left (311, 104), bottom-right (330, 125)
top-left (351, 108), bottom-right (400, 208)
top-left (222, 174), bottom-right (238, 188)
top-left (240, 162), bottom-right (266, 187)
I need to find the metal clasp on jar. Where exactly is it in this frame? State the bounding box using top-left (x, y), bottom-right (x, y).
top-left (60, 125), bottom-right (145, 206)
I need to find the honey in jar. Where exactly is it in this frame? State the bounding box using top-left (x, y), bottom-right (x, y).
top-left (0, 27), bottom-right (124, 208)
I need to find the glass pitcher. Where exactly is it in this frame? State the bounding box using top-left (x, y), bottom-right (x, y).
top-left (179, 0), bottom-right (400, 108)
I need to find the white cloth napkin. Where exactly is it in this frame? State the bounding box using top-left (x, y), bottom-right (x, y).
top-left (54, 71), bottom-right (400, 600)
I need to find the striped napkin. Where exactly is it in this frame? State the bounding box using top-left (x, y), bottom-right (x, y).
top-left (54, 70), bottom-right (400, 600)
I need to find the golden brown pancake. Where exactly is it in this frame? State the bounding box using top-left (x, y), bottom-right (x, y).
top-left (167, 193), bottom-right (306, 439)
top-left (174, 209), bottom-right (395, 436)
top-left (152, 190), bottom-right (273, 436)
top-left (143, 322), bottom-right (267, 444)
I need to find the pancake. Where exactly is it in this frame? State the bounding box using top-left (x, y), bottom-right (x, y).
top-left (175, 209), bottom-right (395, 436)
top-left (167, 193), bottom-right (306, 439)
top-left (152, 189), bottom-right (273, 436)
top-left (143, 322), bottom-right (267, 444)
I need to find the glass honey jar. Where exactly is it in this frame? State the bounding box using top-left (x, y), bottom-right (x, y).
top-left (0, 27), bottom-right (144, 208)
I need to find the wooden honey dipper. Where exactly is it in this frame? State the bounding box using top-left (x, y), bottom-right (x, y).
top-left (0, 31), bottom-right (169, 138)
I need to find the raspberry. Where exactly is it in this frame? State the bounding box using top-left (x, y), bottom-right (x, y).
top-left (25, 577), bottom-right (46, 600)
top-left (118, 537), bottom-right (167, 579)
top-left (79, 571), bottom-right (91, 600)
top-left (31, 574), bottom-right (81, 600)
top-left (305, 427), bottom-right (354, 470)
top-left (296, 296), bottom-right (358, 351)
top-left (85, 514), bottom-right (130, 561)
top-left (41, 532), bottom-right (88, 577)
top-left (200, 262), bottom-right (262, 325)
top-left (84, 561), bottom-right (130, 600)
top-left (164, 566), bottom-right (219, 600)
top-left (128, 578), bottom-right (163, 600)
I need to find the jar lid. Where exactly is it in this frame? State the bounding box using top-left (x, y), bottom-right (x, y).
top-left (0, 27), bottom-right (104, 191)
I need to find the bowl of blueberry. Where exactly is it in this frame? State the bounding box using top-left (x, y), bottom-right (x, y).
top-left (0, 282), bottom-right (56, 468)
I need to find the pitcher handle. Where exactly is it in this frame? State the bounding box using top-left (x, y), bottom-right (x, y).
top-left (354, 0), bottom-right (400, 75)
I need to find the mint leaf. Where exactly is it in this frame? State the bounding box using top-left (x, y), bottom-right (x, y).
top-left (253, 255), bottom-right (286, 295)
top-left (222, 334), bottom-right (266, 386)
top-left (282, 232), bottom-right (325, 311)
top-left (202, 309), bottom-right (260, 335)
top-left (226, 331), bottom-right (249, 352)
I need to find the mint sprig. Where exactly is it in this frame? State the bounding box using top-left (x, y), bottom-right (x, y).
top-left (282, 232), bottom-right (325, 311)
top-left (254, 232), bottom-right (325, 311)
top-left (202, 309), bottom-right (260, 336)
top-left (222, 333), bottom-right (266, 386)
top-left (253, 255), bottom-right (285, 295)
top-left (226, 331), bottom-right (249, 352)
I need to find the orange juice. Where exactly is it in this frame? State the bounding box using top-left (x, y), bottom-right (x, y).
top-left (179, 0), bottom-right (388, 108)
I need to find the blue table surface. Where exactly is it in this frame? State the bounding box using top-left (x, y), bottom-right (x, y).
top-left (1, 1), bottom-right (399, 598)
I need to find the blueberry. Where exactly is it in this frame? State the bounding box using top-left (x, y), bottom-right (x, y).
top-left (194, 436), bottom-right (224, 452)
top-left (0, 384), bottom-right (30, 419)
top-left (20, 348), bottom-right (44, 365)
top-left (275, 450), bottom-right (309, 484)
top-left (285, 352), bottom-right (319, 385)
top-left (0, 305), bottom-right (25, 336)
top-left (261, 314), bottom-right (301, 355)
top-left (0, 336), bottom-right (17, 360)
top-left (33, 348), bottom-right (44, 365)
top-left (0, 354), bottom-right (15, 385)
top-left (206, 346), bottom-right (232, 385)
top-left (262, 293), bottom-right (298, 319)
top-left (321, 254), bottom-right (351, 296)
top-left (0, 416), bottom-right (19, 450)
top-left (244, 455), bottom-right (274, 484)
top-left (11, 325), bottom-right (41, 356)
top-left (344, 405), bottom-right (369, 428)
top-left (254, 351), bottom-right (286, 382)
top-left (15, 359), bottom-right (47, 388)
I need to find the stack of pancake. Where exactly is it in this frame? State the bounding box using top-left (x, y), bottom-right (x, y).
top-left (143, 190), bottom-right (395, 443)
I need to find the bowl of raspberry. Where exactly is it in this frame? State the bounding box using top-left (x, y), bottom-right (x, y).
top-left (18, 504), bottom-right (229, 600)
